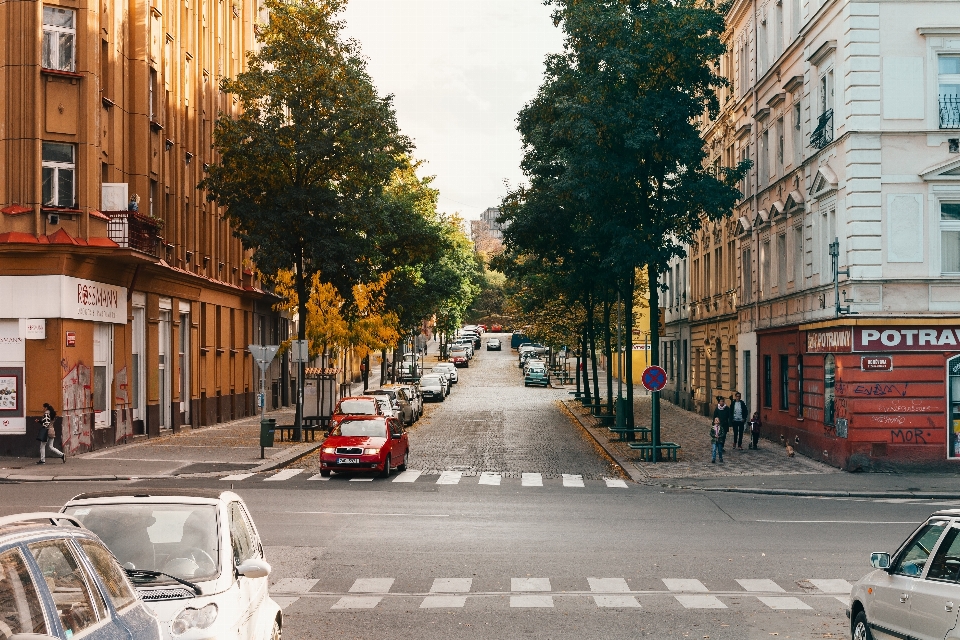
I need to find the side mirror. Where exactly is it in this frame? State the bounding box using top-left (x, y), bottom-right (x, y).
top-left (391, 433), bottom-right (401, 440)
top-left (870, 552), bottom-right (891, 570)
top-left (236, 558), bottom-right (271, 579)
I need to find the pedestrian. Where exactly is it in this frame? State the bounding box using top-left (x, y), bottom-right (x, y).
top-left (37, 402), bottom-right (65, 464)
top-left (730, 392), bottom-right (749, 450)
top-left (712, 396), bottom-right (731, 455)
top-left (710, 417), bottom-right (723, 463)
top-left (748, 412), bottom-right (762, 449)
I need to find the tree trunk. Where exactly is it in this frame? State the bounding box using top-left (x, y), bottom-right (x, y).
top-left (624, 270), bottom-right (635, 431)
top-left (602, 297), bottom-right (613, 415)
top-left (380, 348), bottom-right (387, 386)
top-left (588, 295), bottom-right (600, 404)
top-left (580, 322), bottom-right (591, 403)
top-left (294, 249), bottom-right (308, 441)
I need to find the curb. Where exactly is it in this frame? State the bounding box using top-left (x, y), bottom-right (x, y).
top-left (558, 400), bottom-right (643, 484)
top-left (696, 486), bottom-right (960, 499)
top-left (248, 441), bottom-right (323, 473)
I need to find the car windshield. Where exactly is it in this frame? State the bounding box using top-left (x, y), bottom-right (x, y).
top-left (64, 503), bottom-right (220, 583)
top-left (336, 399), bottom-right (377, 415)
top-left (375, 399), bottom-right (391, 412)
top-left (421, 376), bottom-right (442, 385)
top-left (332, 420), bottom-right (388, 438)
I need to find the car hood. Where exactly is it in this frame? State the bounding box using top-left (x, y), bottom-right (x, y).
top-left (324, 435), bottom-right (387, 448)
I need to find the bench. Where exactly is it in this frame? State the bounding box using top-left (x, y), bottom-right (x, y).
top-left (608, 427), bottom-right (651, 442)
top-left (627, 442), bottom-right (682, 461)
top-left (275, 417), bottom-right (329, 442)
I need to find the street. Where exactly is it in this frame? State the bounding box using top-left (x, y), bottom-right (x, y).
top-left (1, 339), bottom-right (956, 639)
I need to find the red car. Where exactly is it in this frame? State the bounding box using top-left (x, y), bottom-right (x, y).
top-left (329, 396), bottom-right (383, 431)
top-left (319, 415), bottom-right (409, 478)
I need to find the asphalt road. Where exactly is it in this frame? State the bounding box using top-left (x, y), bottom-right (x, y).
top-left (2, 336), bottom-right (955, 640)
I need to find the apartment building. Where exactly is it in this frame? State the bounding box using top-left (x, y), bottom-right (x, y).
top-left (663, 0), bottom-right (960, 468)
top-left (0, 0), bottom-right (291, 457)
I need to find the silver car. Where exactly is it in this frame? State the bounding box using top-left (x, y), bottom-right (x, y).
top-left (433, 362), bottom-right (459, 384)
top-left (419, 374), bottom-right (446, 402)
top-left (849, 509), bottom-right (960, 640)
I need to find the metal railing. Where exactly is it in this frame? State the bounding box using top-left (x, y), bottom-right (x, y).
top-left (106, 211), bottom-right (161, 256)
top-left (809, 109), bottom-right (834, 150)
top-left (941, 95), bottom-right (960, 129)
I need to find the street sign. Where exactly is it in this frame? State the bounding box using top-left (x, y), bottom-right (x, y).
top-left (289, 340), bottom-right (310, 363)
top-left (641, 365), bottom-right (667, 392)
top-left (248, 344), bottom-right (280, 371)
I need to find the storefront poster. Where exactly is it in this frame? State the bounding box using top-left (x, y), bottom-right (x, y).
top-left (0, 367), bottom-right (25, 434)
top-left (0, 376), bottom-right (16, 410)
top-left (949, 356), bottom-right (960, 459)
top-left (806, 329), bottom-right (852, 353)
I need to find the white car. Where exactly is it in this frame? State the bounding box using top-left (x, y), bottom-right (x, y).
top-left (433, 363), bottom-right (459, 384)
top-left (849, 509), bottom-right (960, 640)
top-left (420, 374), bottom-right (447, 402)
top-left (62, 489), bottom-right (282, 640)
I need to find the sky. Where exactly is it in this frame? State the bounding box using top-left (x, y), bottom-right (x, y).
top-left (340, 0), bottom-right (565, 220)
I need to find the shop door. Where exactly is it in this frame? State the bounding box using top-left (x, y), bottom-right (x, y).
top-left (93, 323), bottom-right (113, 428)
top-left (159, 310), bottom-right (171, 429)
top-left (949, 355), bottom-right (960, 459)
top-left (132, 307), bottom-right (146, 423)
top-left (179, 312), bottom-right (190, 425)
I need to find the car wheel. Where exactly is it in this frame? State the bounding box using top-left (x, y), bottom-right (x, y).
top-left (320, 470), bottom-right (331, 478)
top-left (380, 455), bottom-right (392, 478)
top-left (270, 617), bottom-right (281, 640)
top-left (398, 451), bottom-right (408, 471)
top-left (852, 611), bottom-right (872, 640)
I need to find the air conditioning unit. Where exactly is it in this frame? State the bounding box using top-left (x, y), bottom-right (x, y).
top-left (47, 213), bottom-right (60, 225)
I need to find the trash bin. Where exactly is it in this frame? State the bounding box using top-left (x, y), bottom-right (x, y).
top-left (260, 418), bottom-right (276, 449)
top-left (615, 396), bottom-right (628, 431)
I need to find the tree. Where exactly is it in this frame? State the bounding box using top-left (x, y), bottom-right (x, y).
top-left (202, 0), bottom-right (410, 436)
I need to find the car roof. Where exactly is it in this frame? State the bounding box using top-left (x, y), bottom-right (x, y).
top-left (337, 415), bottom-right (389, 422)
top-left (931, 509), bottom-right (960, 518)
top-left (66, 489), bottom-right (236, 504)
top-left (338, 396), bottom-right (378, 402)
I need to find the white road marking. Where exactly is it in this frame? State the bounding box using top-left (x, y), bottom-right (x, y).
top-left (431, 578), bottom-right (472, 593)
top-left (562, 474), bottom-right (584, 487)
top-left (594, 595), bottom-right (641, 608)
top-left (349, 477), bottom-right (374, 482)
top-left (392, 470), bottom-right (422, 483)
top-left (265, 469), bottom-right (303, 482)
top-left (478, 472), bottom-right (501, 485)
top-left (420, 595), bottom-right (467, 608)
top-left (292, 511), bottom-right (449, 517)
top-left (521, 473), bottom-right (543, 487)
top-left (437, 471), bottom-right (462, 485)
top-left (510, 595), bottom-right (554, 608)
top-left (221, 473), bottom-right (255, 481)
top-left (662, 579), bottom-right (709, 592)
top-left (272, 597), bottom-right (300, 610)
top-left (835, 595), bottom-right (851, 605)
top-left (512, 578), bottom-right (551, 591)
top-left (271, 578), bottom-right (319, 592)
top-left (757, 520), bottom-right (919, 524)
top-left (349, 578), bottom-right (394, 593)
top-left (808, 579), bottom-right (853, 593)
top-left (675, 595), bottom-right (726, 609)
top-left (736, 579), bottom-right (785, 592)
top-left (604, 478), bottom-right (628, 488)
top-left (307, 474), bottom-right (330, 481)
top-left (757, 596), bottom-right (812, 610)
top-left (331, 596), bottom-right (381, 609)
top-left (588, 578), bottom-right (630, 593)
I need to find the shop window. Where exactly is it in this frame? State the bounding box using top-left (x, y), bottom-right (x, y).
top-left (941, 202), bottom-right (960, 275)
top-left (779, 354), bottom-right (790, 410)
top-left (743, 350), bottom-right (752, 406)
top-left (949, 355), bottom-right (960, 459)
top-left (763, 355), bottom-right (772, 408)
top-left (41, 142), bottom-right (76, 208)
top-left (824, 354), bottom-right (836, 425)
top-left (42, 6), bottom-right (76, 71)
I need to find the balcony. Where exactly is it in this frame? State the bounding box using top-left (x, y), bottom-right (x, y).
top-left (941, 95), bottom-right (960, 129)
top-left (107, 211), bottom-right (161, 256)
top-left (809, 109), bottom-right (834, 150)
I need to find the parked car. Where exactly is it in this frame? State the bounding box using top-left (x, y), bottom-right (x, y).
top-left (491, 324), bottom-right (503, 332)
top-left (453, 338), bottom-right (474, 357)
top-left (524, 363), bottom-right (550, 387)
top-left (449, 346), bottom-right (470, 367)
top-left (369, 388), bottom-right (416, 426)
top-left (384, 383), bottom-right (423, 419)
top-left (523, 357), bottom-right (546, 374)
top-left (486, 338), bottom-right (502, 351)
top-left (433, 362), bottom-right (459, 384)
top-left (420, 374), bottom-right (447, 402)
top-left (511, 332), bottom-right (530, 349)
top-left (319, 416), bottom-right (409, 478)
top-left (61, 489), bottom-right (282, 640)
top-left (849, 509), bottom-right (960, 640)
top-left (0, 512), bottom-right (164, 640)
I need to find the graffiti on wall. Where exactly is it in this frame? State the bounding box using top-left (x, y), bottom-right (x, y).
top-left (114, 367), bottom-right (133, 442)
top-left (61, 363), bottom-right (91, 453)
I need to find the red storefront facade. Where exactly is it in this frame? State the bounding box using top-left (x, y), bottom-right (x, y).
top-left (757, 320), bottom-right (960, 470)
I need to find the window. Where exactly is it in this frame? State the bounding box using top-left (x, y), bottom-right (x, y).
top-left (0, 548), bottom-right (47, 636)
top-left (939, 55), bottom-right (960, 129)
top-left (743, 351), bottom-right (752, 406)
top-left (741, 144), bottom-right (752, 197)
top-left (821, 207), bottom-right (837, 282)
top-left (793, 225), bottom-right (803, 284)
top-left (229, 502), bottom-right (257, 565)
top-left (763, 355), bottom-right (772, 408)
top-left (812, 69), bottom-right (835, 148)
top-left (742, 247), bottom-right (753, 302)
top-left (761, 239), bottom-right (771, 297)
top-left (739, 39), bottom-right (750, 98)
top-left (797, 355), bottom-right (804, 417)
top-left (791, 0), bottom-right (801, 38)
top-left (774, 1), bottom-right (784, 60)
top-left (715, 246), bottom-right (722, 291)
top-left (779, 354), bottom-right (789, 410)
top-left (730, 345), bottom-right (738, 391)
top-left (760, 129), bottom-right (770, 187)
top-left (941, 202), bottom-right (960, 274)
top-left (777, 233), bottom-right (787, 293)
top-left (41, 142), bottom-right (75, 208)
top-left (792, 102), bottom-right (803, 167)
top-left (78, 540), bottom-right (139, 611)
top-left (776, 117), bottom-right (784, 176)
top-left (819, 69), bottom-right (835, 116)
top-left (704, 253), bottom-right (711, 299)
top-left (927, 526), bottom-right (960, 582)
top-left (42, 5), bottom-right (76, 71)
top-left (28, 540), bottom-right (101, 636)
top-left (823, 354), bottom-right (835, 425)
top-left (893, 521), bottom-right (947, 577)
top-left (758, 12), bottom-right (768, 76)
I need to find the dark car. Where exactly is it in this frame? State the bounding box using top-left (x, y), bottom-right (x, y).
top-left (449, 345), bottom-right (470, 367)
top-left (319, 416), bottom-right (409, 478)
top-left (369, 388), bottom-right (416, 426)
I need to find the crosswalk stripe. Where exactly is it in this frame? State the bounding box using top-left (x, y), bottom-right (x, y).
top-left (604, 477), bottom-right (628, 488)
top-left (272, 578), bottom-right (319, 592)
top-left (431, 578), bottom-right (472, 593)
top-left (478, 472), bottom-right (501, 485)
top-left (437, 471), bottom-right (462, 485)
top-left (512, 578), bottom-right (551, 592)
top-left (835, 595), bottom-right (851, 605)
top-left (392, 470), bottom-right (422, 483)
top-left (521, 473), bottom-right (543, 487)
top-left (421, 595), bottom-right (467, 608)
top-left (272, 596), bottom-right (300, 610)
top-left (588, 578), bottom-right (630, 593)
top-left (594, 595), bottom-right (641, 608)
top-left (736, 579), bottom-right (785, 592)
top-left (675, 595), bottom-right (726, 609)
top-left (307, 473), bottom-right (330, 481)
top-left (331, 596), bottom-right (381, 609)
top-left (349, 578), bottom-right (394, 593)
top-left (808, 579), bottom-right (852, 594)
top-left (758, 596), bottom-right (812, 610)
top-left (349, 477), bottom-right (374, 482)
top-left (265, 469), bottom-right (303, 482)
top-left (221, 473), bottom-right (255, 481)
top-left (562, 474), bottom-right (584, 487)
top-left (662, 579), bottom-right (708, 592)
top-left (510, 595), bottom-right (553, 608)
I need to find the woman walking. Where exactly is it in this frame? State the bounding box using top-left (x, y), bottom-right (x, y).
top-left (37, 402), bottom-right (65, 464)
top-left (710, 417), bottom-right (723, 463)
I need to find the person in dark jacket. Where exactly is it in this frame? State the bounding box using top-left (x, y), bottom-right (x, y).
top-left (712, 396), bottom-right (731, 455)
top-left (748, 412), bottom-right (762, 449)
top-left (730, 392), bottom-right (749, 450)
top-left (37, 403), bottom-right (65, 464)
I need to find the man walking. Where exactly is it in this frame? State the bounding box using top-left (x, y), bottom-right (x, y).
top-left (730, 392), bottom-right (749, 450)
top-left (712, 396), bottom-right (731, 456)
top-left (37, 402), bottom-right (65, 464)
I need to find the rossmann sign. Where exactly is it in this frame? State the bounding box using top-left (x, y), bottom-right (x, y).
top-left (854, 326), bottom-right (960, 352)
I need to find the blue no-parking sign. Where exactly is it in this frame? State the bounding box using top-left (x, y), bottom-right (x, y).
top-left (641, 365), bottom-right (667, 392)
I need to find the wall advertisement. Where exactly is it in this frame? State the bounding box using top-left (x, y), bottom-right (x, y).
top-left (854, 326), bottom-right (960, 352)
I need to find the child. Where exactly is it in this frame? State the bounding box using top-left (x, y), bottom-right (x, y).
top-left (710, 417), bottom-right (723, 463)
top-left (748, 412), bottom-right (762, 449)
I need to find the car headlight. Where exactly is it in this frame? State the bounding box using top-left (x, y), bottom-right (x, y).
top-left (171, 603), bottom-right (218, 635)
top-left (363, 448), bottom-right (380, 455)
top-left (322, 447), bottom-right (336, 454)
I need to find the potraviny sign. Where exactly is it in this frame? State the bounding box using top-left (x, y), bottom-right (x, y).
top-left (807, 325), bottom-right (960, 353)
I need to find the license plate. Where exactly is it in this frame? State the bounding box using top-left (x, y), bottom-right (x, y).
top-left (337, 458), bottom-right (361, 464)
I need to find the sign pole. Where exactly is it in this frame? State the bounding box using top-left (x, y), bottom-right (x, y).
top-left (641, 365), bottom-right (667, 463)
